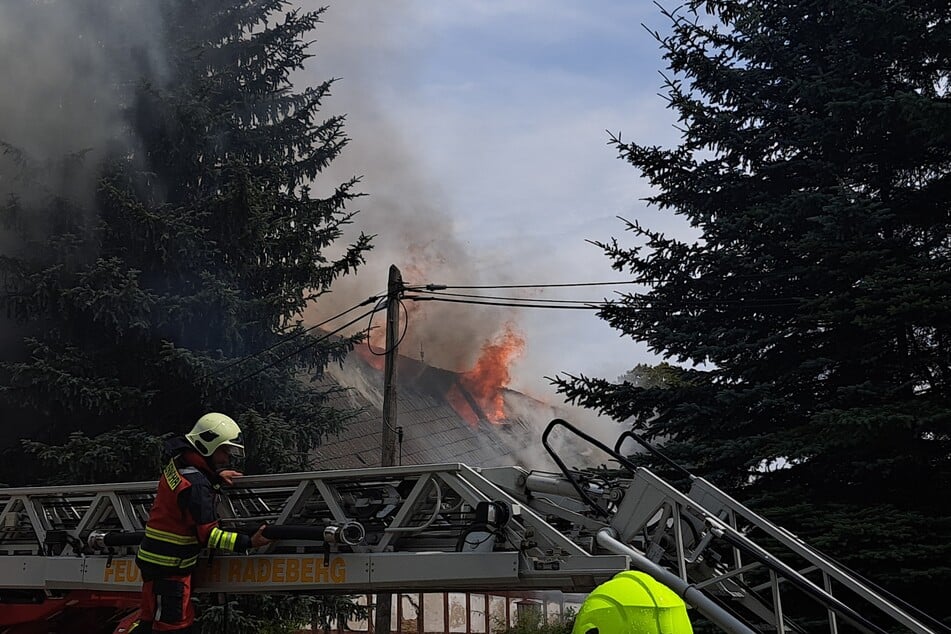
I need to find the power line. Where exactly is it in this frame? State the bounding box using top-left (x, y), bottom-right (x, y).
top-left (206, 294), bottom-right (383, 380)
top-left (195, 275), bottom-right (803, 407)
top-left (203, 276), bottom-right (801, 394)
top-left (406, 270), bottom-right (836, 293)
top-left (404, 295), bottom-right (604, 310)
top-left (618, 295), bottom-right (804, 307)
top-left (407, 279), bottom-right (806, 306)
top-left (413, 289), bottom-right (612, 304)
top-left (211, 306), bottom-right (379, 398)
top-left (406, 280), bottom-right (650, 291)
top-left (405, 294), bottom-right (803, 311)
top-left (160, 298), bottom-right (383, 423)
top-left (365, 297), bottom-right (410, 356)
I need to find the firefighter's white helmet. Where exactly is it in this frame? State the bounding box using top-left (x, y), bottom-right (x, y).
top-left (186, 412), bottom-right (245, 458)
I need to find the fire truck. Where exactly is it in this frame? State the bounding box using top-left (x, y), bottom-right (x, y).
top-left (0, 420), bottom-right (944, 633)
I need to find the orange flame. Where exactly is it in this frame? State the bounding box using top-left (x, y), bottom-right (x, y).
top-left (355, 343), bottom-right (386, 372)
top-left (459, 323), bottom-right (525, 423)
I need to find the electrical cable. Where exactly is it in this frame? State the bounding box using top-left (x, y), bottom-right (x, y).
top-left (408, 275), bottom-right (815, 290)
top-left (405, 295), bottom-right (801, 311)
top-left (158, 295), bottom-right (385, 424)
top-left (361, 294), bottom-right (388, 347)
top-left (211, 306), bottom-right (379, 397)
top-left (407, 279), bottom-right (811, 306)
top-left (411, 289), bottom-right (613, 304)
top-left (404, 295), bottom-right (604, 310)
top-left (361, 280), bottom-right (409, 442)
top-left (405, 280), bottom-right (651, 291)
top-left (397, 426), bottom-right (403, 465)
top-left (380, 411), bottom-right (400, 435)
top-left (205, 294), bottom-right (383, 380)
top-left (365, 297), bottom-right (410, 356)
top-left (383, 480), bottom-right (443, 533)
top-left (614, 297), bottom-right (804, 307)
top-left (412, 288), bottom-right (804, 308)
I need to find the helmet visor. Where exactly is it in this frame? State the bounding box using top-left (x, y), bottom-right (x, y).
top-left (224, 442), bottom-right (245, 459)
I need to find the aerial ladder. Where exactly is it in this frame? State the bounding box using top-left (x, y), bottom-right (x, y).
top-left (0, 420), bottom-right (945, 634)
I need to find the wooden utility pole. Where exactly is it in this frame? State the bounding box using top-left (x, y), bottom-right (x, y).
top-left (380, 264), bottom-right (401, 468)
top-left (375, 264), bottom-right (401, 634)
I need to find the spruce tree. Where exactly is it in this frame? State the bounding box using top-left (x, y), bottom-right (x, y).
top-left (556, 0), bottom-right (951, 622)
top-left (1, 1), bottom-right (370, 631)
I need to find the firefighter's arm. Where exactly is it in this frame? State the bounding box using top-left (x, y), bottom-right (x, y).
top-left (203, 522), bottom-right (272, 550)
top-left (185, 478), bottom-right (253, 552)
top-left (217, 469), bottom-right (242, 486)
top-left (204, 521), bottom-right (253, 552)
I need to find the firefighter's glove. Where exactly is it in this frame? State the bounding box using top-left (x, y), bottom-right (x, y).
top-left (251, 524), bottom-right (273, 549)
top-left (218, 469), bottom-right (243, 486)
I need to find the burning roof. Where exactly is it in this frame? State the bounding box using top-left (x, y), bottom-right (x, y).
top-left (313, 346), bottom-right (544, 470)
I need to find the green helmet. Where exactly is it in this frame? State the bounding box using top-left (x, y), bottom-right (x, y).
top-left (572, 571), bottom-right (693, 634)
top-left (185, 412), bottom-right (245, 458)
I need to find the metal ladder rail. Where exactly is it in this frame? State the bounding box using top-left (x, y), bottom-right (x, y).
top-left (613, 468), bottom-right (917, 634)
top-left (0, 464), bottom-right (628, 588)
top-left (0, 465), bottom-right (487, 557)
top-left (560, 468), bottom-right (799, 632)
top-left (486, 464), bottom-right (812, 633)
top-left (612, 428), bottom-right (944, 633)
top-left (0, 465), bottom-right (634, 597)
top-left (0, 484), bottom-right (156, 556)
top-left (688, 477), bottom-right (945, 634)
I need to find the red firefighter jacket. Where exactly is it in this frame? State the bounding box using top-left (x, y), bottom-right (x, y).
top-left (136, 437), bottom-right (250, 579)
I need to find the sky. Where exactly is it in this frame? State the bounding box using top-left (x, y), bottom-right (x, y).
top-left (302, 1), bottom-right (694, 405)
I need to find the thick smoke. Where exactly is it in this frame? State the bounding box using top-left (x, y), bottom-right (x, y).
top-left (502, 393), bottom-right (628, 471)
top-left (300, 2), bottom-right (517, 373)
top-left (0, 0), bottom-right (167, 318)
top-left (0, 0), bottom-right (168, 262)
top-left (0, 1), bottom-right (167, 166)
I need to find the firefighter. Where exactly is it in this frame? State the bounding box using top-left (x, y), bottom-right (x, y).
top-left (571, 571), bottom-right (693, 634)
top-left (134, 412), bottom-right (272, 633)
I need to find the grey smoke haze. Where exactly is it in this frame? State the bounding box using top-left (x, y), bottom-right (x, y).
top-left (0, 1), bottom-right (166, 165)
top-left (0, 0), bottom-right (169, 263)
top-left (0, 0), bottom-right (168, 360)
top-left (503, 393), bottom-right (627, 471)
top-left (300, 2), bottom-right (520, 373)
